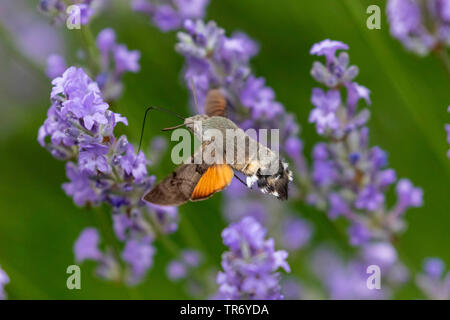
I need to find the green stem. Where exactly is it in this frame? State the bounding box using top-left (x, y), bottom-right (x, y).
top-left (148, 213), bottom-right (180, 257)
top-left (79, 25), bottom-right (101, 75)
top-left (434, 47), bottom-right (450, 80)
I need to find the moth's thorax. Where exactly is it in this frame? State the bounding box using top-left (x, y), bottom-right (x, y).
top-left (185, 115), bottom-right (239, 140)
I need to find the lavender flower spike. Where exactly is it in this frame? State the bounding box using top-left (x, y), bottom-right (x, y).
top-left (307, 40), bottom-right (423, 244)
top-left (216, 217), bottom-right (290, 300)
top-left (39, 66), bottom-right (176, 285)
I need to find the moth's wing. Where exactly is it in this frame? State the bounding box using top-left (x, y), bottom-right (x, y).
top-left (205, 89), bottom-right (227, 117)
top-left (143, 162), bottom-right (210, 206)
top-left (191, 164), bottom-right (234, 201)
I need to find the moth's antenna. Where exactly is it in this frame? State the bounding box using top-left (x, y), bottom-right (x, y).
top-left (189, 77), bottom-right (200, 114)
top-left (162, 123), bottom-right (187, 131)
top-left (137, 106), bottom-right (185, 155)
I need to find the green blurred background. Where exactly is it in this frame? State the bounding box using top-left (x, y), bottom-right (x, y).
top-left (0, 0), bottom-right (448, 299)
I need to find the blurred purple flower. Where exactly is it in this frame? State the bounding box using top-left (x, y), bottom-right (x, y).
top-left (416, 257), bottom-right (450, 299)
top-left (424, 258), bottom-right (445, 278)
top-left (132, 0), bottom-right (210, 32)
top-left (147, 203), bottom-right (179, 234)
top-left (122, 236), bottom-right (155, 285)
top-left (280, 277), bottom-right (304, 300)
top-left (46, 54), bottom-right (67, 79)
top-left (362, 242), bottom-right (398, 269)
top-left (348, 223), bottom-right (371, 246)
top-left (73, 227), bottom-right (121, 282)
top-left (39, 0), bottom-right (102, 26)
top-left (166, 249), bottom-right (203, 282)
top-left (387, 0), bottom-right (450, 55)
top-left (394, 178), bottom-right (424, 213)
top-left (167, 260), bottom-right (187, 281)
top-left (280, 217), bottom-right (313, 251)
top-left (311, 247), bottom-right (401, 299)
top-left (95, 28), bottom-right (141, 101)
top-left (0, 266), bottom-right (9, 300)
top-left (355, 184), bottom-right (385, 211)
top-left (74, 227), bottom-right (103, 262)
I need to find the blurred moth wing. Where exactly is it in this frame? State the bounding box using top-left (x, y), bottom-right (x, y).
top-left (204, 88), bottom-right (227, 117)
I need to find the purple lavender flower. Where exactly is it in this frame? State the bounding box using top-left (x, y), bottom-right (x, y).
top-left (416, 257), bottom-right (450, 299)
top-left (39, 0), bottom-right (102, 26)
top-left (307, 40), bottom-right (423, 244)
top-left (310, 39), bottom-right (349, 61)
top-left (96, 28), bottom-right (141, 101)
top-left (310, 39), bottom-right (359, 88)
top-left (0, 266), bottom-right (9, 300)
top-left (311, 248), bottom-right (387, 299)
top-left (166, 249), bottom-right (203, 281)
top-left (132, 0), bottom-right (210, 32)
top-left (122, 236), bottom-right (155, 285)
top-left (348, 223), bottom-right (371, 246)
top-left (279, 217), bottom-right (313, 251)
top-left (120, 144), bottom-right (148, 182)
top-left (309, 88), bottom-right (341, 134)
top-left (74, 227), bottom-right (121, 281)
top-left (167, 260), bottom-right (187, 281)
top-left (62, 163), bottom-right (100, 206)
top-left (113, 45), bottom-right (141, 74)
top-left (311, 246), bottom-right (406, 299)
top-left (362, 242), bottom-right (398, 269)
top-left (74, 227), bottom-right (103, 262)
top-left (46, 54), bottom-right (67, 79)
top-left (147, 203), bottom-right (179, 234)
top-left (392, 178), bottom-right (424, 215)
top-left (387, 0), bottom-right (450, 56)
top-left (355, 184), bottom-right (385, 211)
top-left (424, 258), bottom-right (445, 278)
top-left (216, 217), bottom-right (290, 300)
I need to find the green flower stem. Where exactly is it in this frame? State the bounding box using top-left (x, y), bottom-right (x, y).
top-left (79, 24), bottom-right (101, 75)
top-left (435, 47), bottom-right (450, 80)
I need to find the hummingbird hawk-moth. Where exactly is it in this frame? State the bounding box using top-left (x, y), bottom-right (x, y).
top-left (143, 89), bottom-right (293, 206)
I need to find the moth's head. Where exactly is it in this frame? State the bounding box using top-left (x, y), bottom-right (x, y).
top-left (184, 115), bottom-right (209, 134)
top-left (255, 161), bottom-right (293, 200)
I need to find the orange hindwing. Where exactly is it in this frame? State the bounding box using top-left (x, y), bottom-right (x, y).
top-left (191, 164), bottom-right (234, 201)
